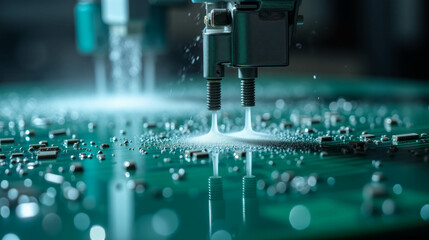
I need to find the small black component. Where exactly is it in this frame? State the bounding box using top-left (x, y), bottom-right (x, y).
top-left (124, 161), bottom-right (136, 171)
top-left (185, 150), bottom-right (202, 158)
top-left (193, 152), bottom-right (209, 160)
top-left (65, 139), bottom-right (79, 145)
top-left (49, 129), bottom-right (68, 138)
top-left (70, 162), bottom-right (84, 173)
top-left (318, 136), bottom-right (333, 142)
top-left (143, 123), bottom-right (157, 129)
top-left (10, 153), bottom-right (24, 158)
top-left (25, 130), bottom-right (35, 136)
top-left (234, 151), bottom-right (246, 158)
top-left (101, 144), bottom-right (110, 149)
top-left (281, 122), bottom-right (293, 129)
top-left (39, 146), bottom-right (60, 152)
top-left (29, 144), bottom-right (46, 150)
top-left (304, 128), bottom-right (315, 133)
top-left (0, 138), bottom-right (14, 144)
top-left (361, 134), bottom-right (375, 139)
top-left (36, 151), bottom-right (57, 160)
top-left (393, 133), bottom-right (419, 141)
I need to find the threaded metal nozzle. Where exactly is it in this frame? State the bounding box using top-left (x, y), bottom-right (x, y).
top-left (241, 79), bottom-right (255, 107)
top-left (207, 80), bottom-right (221, 111)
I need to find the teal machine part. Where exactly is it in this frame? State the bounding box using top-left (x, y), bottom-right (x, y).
top-left (75, 1), bottom-right (109, 95)
top-left (93, 0), bottom-right (188, 94)
top-left (74, 1), bottom-right (108, 55)
top-left (142, 6), bottom-right (167, 53)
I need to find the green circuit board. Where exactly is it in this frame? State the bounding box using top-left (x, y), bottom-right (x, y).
top-left (0, 76), bottom-right (429, 240)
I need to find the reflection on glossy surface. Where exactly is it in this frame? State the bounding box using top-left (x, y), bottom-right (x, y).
top-left (212, 152), bottom-right (219, 177)
top-left (207, 148), bottom-right (261, 239)
top-left (42, 213), bottom-right (62, 236)
top-left (241, 151), bottom-right (259, 239)
top-left (90, 225), bottom-right (106, 240)
top-left (74, 212), bottom-right (91, 231)
top-left (208, 175), bottom-right (226, 239)
top-left (2, 233), bottom-right (20, 240)
top-left (109, 180), bottom-right (133, 240)
top-left (421, 204), bottom-right (429, 221)
top-left (15, 202), bottom-right (39, 218)
top-left (289, 205), bottom-right (311, 231)
top-left (152, 209), bottom-right (180, 237)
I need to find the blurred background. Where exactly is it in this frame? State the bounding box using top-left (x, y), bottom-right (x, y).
top-left (0, 0), bottom-right (428, 85)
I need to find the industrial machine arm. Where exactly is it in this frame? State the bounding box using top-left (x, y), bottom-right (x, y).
top-left (192, 0), bottom-right (302, 111)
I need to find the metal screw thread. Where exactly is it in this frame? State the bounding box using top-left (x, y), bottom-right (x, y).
top-left (241, 79), bottom-right (255, 107)
top-left (242, 176), bottom-right (256, 198)
top-left (207, 80), bottom-right (221, 111)
top-left (208, 176), bottom-right (223, 200)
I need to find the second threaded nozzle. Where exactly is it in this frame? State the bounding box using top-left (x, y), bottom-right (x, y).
top-left (207, 79), bottom-right (221, 111)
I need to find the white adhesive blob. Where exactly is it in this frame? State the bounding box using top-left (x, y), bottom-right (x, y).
top-left (186, 109), bottom-right (287, 149)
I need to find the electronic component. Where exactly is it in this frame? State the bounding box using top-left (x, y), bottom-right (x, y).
top-left (363, 183), bottom-right (387, 199)
top-left (36, 151), bottom-right (58, 160)
top-left (143, 123), bottom-right (157, 129)
top-left (29, 144), bottom-right (47, 150)
top-left (25, 129), bottom-right (35, 136)
top-left (64, 139), bottom-right (79, 145)
top-left (361, 134), bottom-right (375, 139)
top-left (317, 136), bottom-right (333, 142)
top-left (193, 152), bottom-right (209, 160)
top-left (101, 143), bottom-right (110, 149)
top-left (281, 122), bottom-right (293, 129)
top-left (124, 161), bottom-right (136, 171)
top-left (0, 138), bottom-right (14, 143)
top-left (49, 129), bottom-right (68, 138)
top-left (392, 133), bottom-right (419, 141)
top-left (39, 146), bottom-right (60, 152)
top-left (10, 153), bottom-right (24, 158)
top-left (234, 150), bottom-right (246, 158)
top-left (185, 150), bottom-right (203, 159)
top-left (97, 153), bottom-right (106, 161)
top-left (70, 162), bottom-right (84, 173)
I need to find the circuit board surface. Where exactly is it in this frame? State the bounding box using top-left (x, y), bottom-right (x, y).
top-left (1, 76), bottom-right (429, 240)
